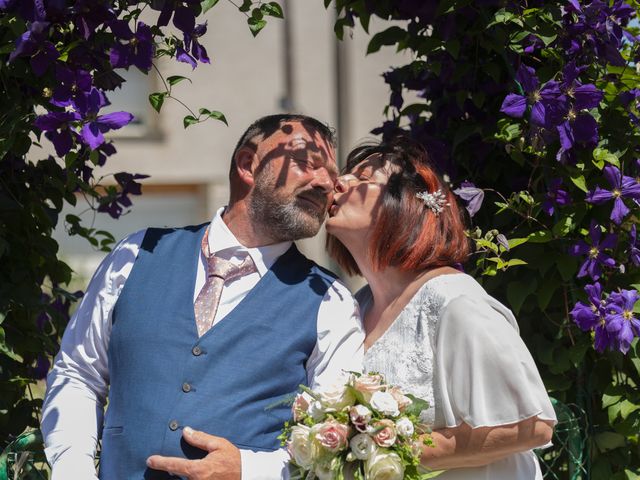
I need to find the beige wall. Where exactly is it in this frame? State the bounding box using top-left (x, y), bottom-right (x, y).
top-left (54, 3), bottom-right (406, 288)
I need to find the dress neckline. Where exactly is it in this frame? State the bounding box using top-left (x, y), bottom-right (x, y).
top-left (362, 272), bottom-right (468, 355)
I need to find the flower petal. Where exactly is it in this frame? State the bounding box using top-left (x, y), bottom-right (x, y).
top-left (500, 94), bottom-right (526, 118)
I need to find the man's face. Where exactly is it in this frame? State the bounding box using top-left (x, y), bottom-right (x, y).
top-left (248, 121), bottom-right (338, 242)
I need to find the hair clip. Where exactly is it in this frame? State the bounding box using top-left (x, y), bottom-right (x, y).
top-left (416, 188), bottom-right (449, 215)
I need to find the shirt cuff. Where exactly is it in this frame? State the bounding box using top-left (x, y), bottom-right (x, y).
top-left (239, 448), bottom-right (290, 480)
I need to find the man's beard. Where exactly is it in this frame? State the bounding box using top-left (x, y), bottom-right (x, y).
top-left (249, 172), bottom-right (328, 242)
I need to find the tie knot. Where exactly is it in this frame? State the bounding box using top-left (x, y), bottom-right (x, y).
top-left (207, 254), bottom-right (255, 283)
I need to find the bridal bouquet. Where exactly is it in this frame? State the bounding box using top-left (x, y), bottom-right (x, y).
top-left (280, 373), bottom-right (441, 480)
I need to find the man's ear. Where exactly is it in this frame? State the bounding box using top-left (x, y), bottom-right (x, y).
top-left (234, 146), bottom-right (258, 187)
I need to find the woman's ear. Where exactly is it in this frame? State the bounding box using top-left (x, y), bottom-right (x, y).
top-left (234, 146), bottom-right (258, 188)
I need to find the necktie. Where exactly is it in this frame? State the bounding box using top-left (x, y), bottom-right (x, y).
top-left (194, 229), bottom-right (256, 337)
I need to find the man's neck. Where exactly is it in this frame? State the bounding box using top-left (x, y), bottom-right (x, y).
top-left (222, 204), bottom-right (281, 248)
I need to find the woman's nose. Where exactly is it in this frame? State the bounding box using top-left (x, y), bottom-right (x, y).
top-left (334, 176), bottom-right (349, 193)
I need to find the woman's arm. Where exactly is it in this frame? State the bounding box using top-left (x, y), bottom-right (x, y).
top-left (420, 416), bottom-right (555, 470)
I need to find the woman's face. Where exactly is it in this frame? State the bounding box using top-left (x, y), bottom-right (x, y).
top-left (325, 153), bottom-right (398, 240)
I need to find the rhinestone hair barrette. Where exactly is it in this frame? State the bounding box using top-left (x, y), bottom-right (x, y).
top-left (416, 188), bottom-right (449, 215)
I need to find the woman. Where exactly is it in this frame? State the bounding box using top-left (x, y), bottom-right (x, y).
top-left (325, 136), bottom-right (557, 479)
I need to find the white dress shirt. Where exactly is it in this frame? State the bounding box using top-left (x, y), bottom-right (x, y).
top-left (41, 208), bottom-right (364, 480)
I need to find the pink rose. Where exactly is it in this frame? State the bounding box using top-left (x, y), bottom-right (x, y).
top-left (313, 420), bottom-right (350, 453)
top-left (292, 394), bottom-right (309, 422)
top-left (354, 374), bottom-right (384, 401)
top-left (372, 419), bottom-right (397, 448)
top-left (388, 387), bottom-right (412, 412)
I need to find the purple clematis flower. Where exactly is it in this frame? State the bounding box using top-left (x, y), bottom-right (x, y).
top-left (571, 282), bottom-right (606, 331)
top-left (78, 88), bottom-right (134, 150)
top-left (97, 172), bottom-right (149, 218)
top-left (8, 21), bottom-right (59, 76)
top-left (453, 181), bottom-right (484, 217)
top-left (542, 178), bottom-right (571, 216)
top-left (605, 289), bottom-right (640, 354)
top-left (500, 64), bottom-right (566, 128)
top-left (569, 221), bottom-right (617, 280)
top-left (561, 61), bottom-right (604, 110)
top-left (34, 110), bottom-right (81, 156)
top-left (72, 0), bottom-right (117, 40)
top-left (184, 22), bottom-right (210, 64)
top-left (51, 65), bottom-right (92, 112)
top-left (629, 225), bottom-right (640, 267)
top-left (110, 21), bottom-right (154, 71)
top-left (557, 111), bottom-right (599, 150)
top-left (586, 164), bottom-right (640, 224)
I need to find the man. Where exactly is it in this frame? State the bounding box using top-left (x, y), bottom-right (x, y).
top-left (41, 114), bottom-right (364, 479)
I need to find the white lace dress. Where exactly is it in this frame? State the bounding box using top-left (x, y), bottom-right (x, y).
top-left (359, 273), bottom-right (557, 480)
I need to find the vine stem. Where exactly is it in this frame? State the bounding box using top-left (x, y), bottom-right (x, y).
top-left (151, 62), bottom-right (199, 118)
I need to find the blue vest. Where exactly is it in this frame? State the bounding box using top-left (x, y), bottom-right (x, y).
top-left (99, 224), bottom-right (335, 479)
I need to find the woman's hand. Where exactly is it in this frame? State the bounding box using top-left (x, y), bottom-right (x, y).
top-left (420, 416), bottom-right (554, 470)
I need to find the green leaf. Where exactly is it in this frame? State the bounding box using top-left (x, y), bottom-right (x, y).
top-left (149, 92), bottom-right (167, 113)
top-left (366, 26), bottom-right (407, 55)
top-left (248, 17), bottom-right (267, 36)
top-left (404, 393), bottom-right (430, 417)
top-left (201, 0), bottom-right (220, 14)
top-left (504, 258), bottom-right (528, 267)
top-left (260, 2), bottom-right (284, 18)
top-left (620, 400), bottom-right (640, 420)
top-left (570, 174), bottom-right (588, 193)
top-left (251, 7), bottom-right (264, 20)
top-left (507, 280), bottom-right (538, 315)
top-left (537, 280), bottom-right (557, 310)
top-left (552, 215), bottom-right (575, 237)
top-left (183, 115), bottom-right (199, 129)
top-left (199, 109), bottom-right (228, 125)
top-left (166, 75), bottom-right (191, 87)
top-left (594, 432), bottom-right (626, 452)
top-left (527, 230), bottom-right (552, 243)
top-left (508, 237), bottom-right (529, 249)
top-left (238, 0), bottom-right (252, 12)
top-left (556, 255), bottom-right (578, 281)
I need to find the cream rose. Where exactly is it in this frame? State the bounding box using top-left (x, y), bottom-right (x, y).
top-left (319, 382), bottom-right (355, 411)
top-left (370, 390), bottom-right (400, 417)
top-left (372, 419), bottom-right (397, 448)
top-left (288, 425), bottom-right (316, 469)
top-left (395, 417), bottom-right (414, 437)
top-left (349, 433), bottom-right (376, 460)
top-left (313, 420), bottom-right (350, 453)
top-left (349, 404), bottom-right (372, 432)
top-left (354, 374), bottom-right (384, 401)
top-left (366, 449), bottom-right (404, 480)
top-left (308, 400), bottom-right (326, 421)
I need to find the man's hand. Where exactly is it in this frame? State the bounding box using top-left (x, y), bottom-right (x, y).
top-left (146, 427), bottom-right (241, 480)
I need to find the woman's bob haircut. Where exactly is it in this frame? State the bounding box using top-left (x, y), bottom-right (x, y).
top-left (327, 135), bottom-right (471, 276)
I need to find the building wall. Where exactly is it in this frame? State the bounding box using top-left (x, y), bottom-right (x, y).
top-left (53, 3), bottom-right (406, 290)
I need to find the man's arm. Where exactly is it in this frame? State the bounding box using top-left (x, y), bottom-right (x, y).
top-left (41, 231), bottom-right (144, 480)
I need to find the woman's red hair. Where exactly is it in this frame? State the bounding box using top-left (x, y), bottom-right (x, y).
top-left (327, 136), bottom-right (471, 275)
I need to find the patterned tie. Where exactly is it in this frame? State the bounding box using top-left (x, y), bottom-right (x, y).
top-left (194, 228), bottom-right (256, 337)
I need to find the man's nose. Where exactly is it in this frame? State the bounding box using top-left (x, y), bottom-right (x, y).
top-left (310, 167), bottom-right (335, 193)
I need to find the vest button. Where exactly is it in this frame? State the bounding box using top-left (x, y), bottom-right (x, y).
top-left (182, 382), bottom-right (192, 393)
top-left (169, 420), bottom-right (179, 431)
top-left (192, 346), bottom-right (202, 356)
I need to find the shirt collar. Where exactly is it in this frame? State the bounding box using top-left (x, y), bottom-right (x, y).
top-left (208, 207), bottom-right (292, 277)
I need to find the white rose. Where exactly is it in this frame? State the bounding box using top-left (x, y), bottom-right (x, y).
top-left (349, 433), bottom-right (376, 460)
top-left (308, 400), bottom-right (326, 421)
top-left (288, 425), bottom-right (316, 469)
top-left (365, 449), bottom-right (404, 480)
top-left (319, 382), bottom-right (355, 411)
top-left (370, 391), bottom-right (400, 417)
top-left (395, 417), bottom-right (414, 437)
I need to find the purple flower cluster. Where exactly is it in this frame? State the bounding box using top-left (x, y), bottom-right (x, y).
top-left (500, 61), bottom-right (603, 162)
top-left (561, 0), bottom-right (637, 67)
top-left (570, 222), bottom-right (617, 281)
top-left (571, 284), bottom-right (640, 354)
